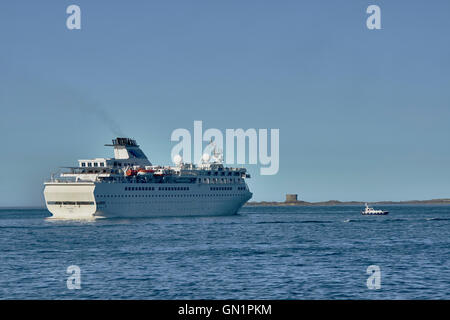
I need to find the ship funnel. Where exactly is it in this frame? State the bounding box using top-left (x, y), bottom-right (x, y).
top-left (106, 138), bottom-right (152, 166)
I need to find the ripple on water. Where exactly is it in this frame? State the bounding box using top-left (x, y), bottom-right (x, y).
top-left (0, 206), bottom-right (449, 299)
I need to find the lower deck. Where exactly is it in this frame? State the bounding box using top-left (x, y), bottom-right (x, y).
top-left (44, 182), bottom-right (252, 218)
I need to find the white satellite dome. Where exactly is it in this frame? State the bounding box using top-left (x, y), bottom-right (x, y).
top-left (173, 154), bottom-right (183, 165)
top-left (202, 153), bottom-right (210, 162)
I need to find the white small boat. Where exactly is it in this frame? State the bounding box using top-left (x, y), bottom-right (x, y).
top-left (361, 203), bottom-right (389, 215)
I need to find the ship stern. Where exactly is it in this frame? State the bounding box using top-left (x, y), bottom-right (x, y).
top-left (43, 182), bottom-right (97, 219)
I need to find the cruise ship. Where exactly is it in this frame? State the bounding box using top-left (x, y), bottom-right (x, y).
top-left (43, 138), bottom-right (252, 219)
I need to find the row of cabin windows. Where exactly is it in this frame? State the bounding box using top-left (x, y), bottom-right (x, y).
top-left (206, 171), bottom-right (240, 176)
top-left (124, 186), bottom-right (190, 191)
top-left (81, 162), bottom-right (136, 168)
top-left (97, 194), bottom-right (244, 198)
top-left (125, 186), bottom-right (155, 191)
top-left (81, 162), bottom-right (105, 167)
top-left (201, 178), bottom-right (241, 183)
top-left (47, 201), bottom-right (95, 205)
top-left (211, 187), bottom-right (233, 191)
top-left (124, 186), bottom-right (242, 192)
top-left (159, 186), bottom-right (189, 191)
top-left (120, 178), bottom-right (241, 184)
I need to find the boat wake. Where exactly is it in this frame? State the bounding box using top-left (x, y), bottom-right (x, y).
top-left (426, 217), bottom-right (450, 222)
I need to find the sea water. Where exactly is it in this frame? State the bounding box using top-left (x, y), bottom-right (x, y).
top-left (0, 205), bottom-right (449, 299)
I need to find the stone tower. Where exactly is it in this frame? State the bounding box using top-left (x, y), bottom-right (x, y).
top-left (285, 194), bottom-right (298, 203)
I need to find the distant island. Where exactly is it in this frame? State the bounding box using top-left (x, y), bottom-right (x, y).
top-left (245, 194), bottom-right (450, 206)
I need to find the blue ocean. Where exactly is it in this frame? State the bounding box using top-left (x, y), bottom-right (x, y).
top-left (0, 205), bottom-right (449, 299)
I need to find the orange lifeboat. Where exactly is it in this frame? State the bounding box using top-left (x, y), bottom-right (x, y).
top-left (126, 169), bottom-right (138, 176)
top-left (137, 169), bottom-right (154, 175)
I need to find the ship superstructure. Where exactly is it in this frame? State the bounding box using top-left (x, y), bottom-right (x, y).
top-left (44, 138), bottom-right (252, 218)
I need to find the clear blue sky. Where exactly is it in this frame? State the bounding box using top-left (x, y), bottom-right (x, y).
top-left (1, 0), bottom-right (450, 206)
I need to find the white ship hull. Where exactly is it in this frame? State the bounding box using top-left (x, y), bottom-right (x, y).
top-left (44, 182), bottom-right (252, 219)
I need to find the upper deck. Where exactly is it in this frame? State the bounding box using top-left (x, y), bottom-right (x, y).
top-left (47, 137), bottom-right (250, 185)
